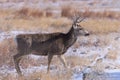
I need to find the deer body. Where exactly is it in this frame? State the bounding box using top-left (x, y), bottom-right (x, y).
top-left (13, 17), bottom-right (89, 75)
top-left (16, 29), bottom-right (76, 55)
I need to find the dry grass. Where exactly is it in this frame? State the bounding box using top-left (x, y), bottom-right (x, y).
top-left (1, 0), bottom-right (120, 19)
top-left (1, 71), bottom-right (73, 80)
top-left (0, 9), bottom-right (120, 68)
top-left (0, 38), bottom-right (16, 67)
top-left (61, 5), bottom-right (120, 19)
top-left (15, 7), bottom-right (45, 18)
top-left (61, 5), bottom-right (77, 18)
top-left (80, 10), bottom-right (120, 19)
top-left (0, 39), bottom-right (89, 80)
top-left (0, 7), bottom-right (120, 80)
top-left (14, 7), bottom-right (55, 18)
top-left (0, 2), bottom-right (120, 80)
top-left (81, 18), bottom-right (120, 33)
top-left (0, 38), bottom-right (73, 80)
top-left (0, 8), bottom-right (120, 33)
top-left (105, 50), bottom-right (118, 60)
top-left (0, 37), bottom-right (119, 80)
top-left (0, 13), bottom-right (71, 32)
top-left (0, 9), bottom-right (71, 32)
top-left (0, 38), bottom-right (87, 75)
top-left (66, 56), bottom-right (91, 68)
top-left (0, 13), bottom-right (120, 33)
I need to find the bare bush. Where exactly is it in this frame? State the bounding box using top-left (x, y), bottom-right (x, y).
top-left (15, 7), bottom-right (45, 18)
top-left (61, 6), bottom-right (120, 19)
top-left (0, 38), bottom-right (16, 67)
top-left (14, 6), bottom-right (56, 19)
top-left (61, 6), bottom-right (76, 18)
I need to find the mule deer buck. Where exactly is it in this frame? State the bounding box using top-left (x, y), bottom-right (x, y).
top-left (13, 17), bottom-right (89, 75)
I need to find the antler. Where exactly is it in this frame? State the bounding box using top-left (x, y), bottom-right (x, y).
top-left (74, 17), bottom-right (85, 23)
top-left (79, 17), bottom-right (85, 22)
top-left (72, 10), bottom-right (85, 24)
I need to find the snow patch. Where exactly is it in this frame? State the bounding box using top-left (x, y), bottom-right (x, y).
top-left (104, 69), bottom-right (120, 73)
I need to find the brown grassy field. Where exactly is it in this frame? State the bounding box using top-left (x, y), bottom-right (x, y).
top-left (0, 1), bottom-right (120, 79)
top-left (0, 8), bottom-right (120, 33)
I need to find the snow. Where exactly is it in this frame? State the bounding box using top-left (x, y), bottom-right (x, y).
top-left (0, 31), bottom-right (120, 80)
top-left (0, 31), bottom-right (43, 41)
top-left (72, 73), bottom-right (83, 80)
top-left (22, 65), bottom-right (47, 76)
top-left (104, 69), bottom-right (120, 73)
top-left (0, 0), bottom-right (120, 79)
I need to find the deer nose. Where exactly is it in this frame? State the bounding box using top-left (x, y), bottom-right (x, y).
top-left (85, 33), bottom-right (90, 36)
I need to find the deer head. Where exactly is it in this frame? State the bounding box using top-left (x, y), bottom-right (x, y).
top-left (72, 17), bottom-right (89, 36)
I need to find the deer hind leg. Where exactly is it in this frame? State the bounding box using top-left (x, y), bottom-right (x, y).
top-left (13, 53), bottom-right (23, 76)
top-left (57, 55), bottom-right (67, 68)
top-left (47, 54), bottom-right (53, 73)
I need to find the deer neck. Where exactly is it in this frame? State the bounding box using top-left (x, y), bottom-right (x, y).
top-left (64, 27), bottom-right (77, 48)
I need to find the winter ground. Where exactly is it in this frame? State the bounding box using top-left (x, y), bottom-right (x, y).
top-left (0, 0), bottom-right (120, 80)
top-left (0, 31), bottom-right (120, 80)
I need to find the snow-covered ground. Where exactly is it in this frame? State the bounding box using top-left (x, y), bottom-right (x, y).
top-left (0, 31), bottom-right (120, 80)
top-left (0, 0), bottom-right (120, 79)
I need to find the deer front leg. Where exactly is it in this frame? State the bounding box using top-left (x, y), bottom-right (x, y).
top-left (57, 55), bottom-right (67, 68)
top-left (47, 54), bottom-right (53, 73)
top-left (13, 54), bottom-right (23, 76)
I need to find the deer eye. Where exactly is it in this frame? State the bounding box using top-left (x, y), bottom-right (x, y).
top-left (76, 24), bottom-right (80, 26)
top-left (79, 28), bottom-right (83, 30)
